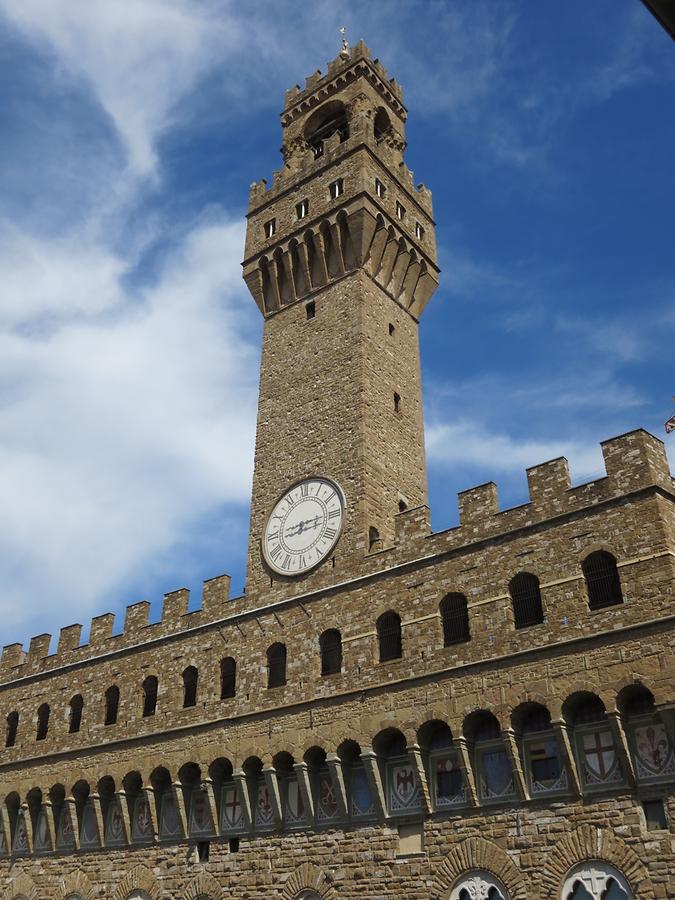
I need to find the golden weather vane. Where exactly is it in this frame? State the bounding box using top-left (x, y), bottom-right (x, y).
top-left (339, 26), bottom-right (350, 59)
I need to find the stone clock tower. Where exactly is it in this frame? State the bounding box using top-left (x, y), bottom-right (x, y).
top-left (243, 40), bottom-right (439, 596)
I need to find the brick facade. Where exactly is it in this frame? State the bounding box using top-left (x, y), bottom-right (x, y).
top-left (0, 41), bottom-right (673, 900)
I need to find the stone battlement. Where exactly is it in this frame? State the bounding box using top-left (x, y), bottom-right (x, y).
top-left (282, 39), bottom-right (405, 118)
top-left (2, 430), bottom-right (671, 685)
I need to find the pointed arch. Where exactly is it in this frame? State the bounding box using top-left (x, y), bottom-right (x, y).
top-left (184, 871), bottom-right (224, 900)
top-left (539, 824), bottom-right (649, 898)
top-left (280, 862), bottom-right (338, 900)
top-left (1, 873), bottom-right (38, 900)
top-left (56, 870), bottom-right (96, 900)
top-left (111, 864), bottom-right (161, 900)
top-left (430, 836), bottom-right (527, 900)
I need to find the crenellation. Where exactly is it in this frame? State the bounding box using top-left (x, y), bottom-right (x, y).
top-left (56, 623), bottom-right (82, 656)
top-left (89, 612), bottom-right (115, 647)
top-left (201, 574), bottom-right (231, 617)
top-left (394, 505), bottom-right (432, 546)
top-left (0, 643), bottom-right (25, 674)
top-left (527, 457), bottom-right (572, 509)
top-left (123, 601), bottom-right (150, 635)
top-left (458, 482), bottom-right (499, 531)
top-left (161, 588), bottom-right (190, 626)
top-left (26, 634), bottom-right (51, 666)
top-left (601, 429), bottom-right (672, 494)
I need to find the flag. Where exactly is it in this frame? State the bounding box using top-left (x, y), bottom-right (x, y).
top-left (666, 413), bottom-right (675, 434)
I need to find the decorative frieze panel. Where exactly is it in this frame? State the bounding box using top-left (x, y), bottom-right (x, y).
top-left (476, 745), bottom-right (516, 803)
top-left (386, 757), bottom-right (423, 815)
top-left (575, 727), bottom-right (625, 791)
top-left (316, 769), bottom-right (340, 823)
top-left (349, 766), bottom-right (375, 819)
top-left (104, 798), bottom-right (126, 847)
top-left (159, 791), bottom-right (182, 841)
top-left (79, 800), bottom-right (100, 849)
top-left (430, 750), bottom-right (467, 809)
top-left (284, 776), bottom-right (306, 828)
top-left (33, 807), bottom-right (53, 854)
top-left (629, 720), bottom-right (675, 783)
top-left (56, 803), bottom-right (76, 851)
top-left (254, 781), bottom-right (275, 830)
top-left (523, 735), bottom-right (569, 796)
top-left (11, 809), bottom-right (28, 856)
top-left (220, 784), bottom-right (244, 834)
top-left (131, 794), bottom-right (154, 844)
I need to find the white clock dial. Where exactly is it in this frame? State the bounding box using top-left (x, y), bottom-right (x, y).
top-left (262, 477), bottom-right (346, 576)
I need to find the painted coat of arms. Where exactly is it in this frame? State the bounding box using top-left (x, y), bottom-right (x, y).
top-left (159, 790), bottom-right (182, 839)
top-left (350, 766), bottom-right (374, 818)
top-left (105, 797), bottom-right (126, 846)
top-left (317, 771), bottom-right (339, 822)
top-left (56, 803), bottom-right (75, 850)
top-left (220, 784), bottom-right (244, 833)
top-left (189, 789), bottom-right (214, 836)
top-left (388, 761), bottom-right (423, 813)
top-left (479, 749), bottom-right (515, 800)
top-left (33, 808), bottom-right (52, 853)
top-left (131, 793), bottom-right (153, 843)
top-left (580, 729), bottom-right (623, 786)
top-left (79, 800), bottom-right (100, 848)
top-left (284, 778), bottom-right (306, 826)
top-left (11, 810), bottom-right (28, 855)
top-left (433, 753), bottom-right (466, 807)
top-left (254, 782), bottom-right (274, 828)
top-left (633, 723), bottom-right (675, 781)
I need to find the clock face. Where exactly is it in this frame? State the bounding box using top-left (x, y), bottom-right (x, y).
top-left (262, 477), bottom-right (346, 576)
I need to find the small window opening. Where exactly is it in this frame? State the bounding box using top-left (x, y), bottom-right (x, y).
top-left (229, 836), bottom-right (240, 853)
top-left (396, 201), bottom-right (406, 220)
top-left (368, 526), bottom-right (381, 551)
top-left (306, 300), bottom-right (316, 320)
top-left (440, 593), bottom-right (470, 646)
top-left (509, 572), bottom-right (544, 629)
top-left (267, 642), bottom-right (287, 688)
top-left (5, 711), bottom-right (18, 748)
top-left (329, 178), bottom-right (344, 200)
top-left (377, 611), bottom-right (402, 662)
top-left (415, 221), bottom-right (425, 240)
top-left (197, 839), bottom-right (210, 861)
top-left (398, 499), bottom-right (408, 513)
top-left (182, 666), bottom-right (198, 708)
top-left (375, 178), bottom-right (386, 199)
top-left (643, 798), bottom-right (667, 831)
top-left (374, 108), bottom-right (391, 141)
top-left (296, 199), bottom-right (309, 220)
top-left (394, 392), bottom-right (401, 413)
top-left (104, 685), bottom-right (119, 726)
top-left (263, 218), bottom-right (276, 239)
top-left (142, 675), bottom-right (158, 717)
top-left (36, 703), bottom-right (50, 741)
top-left (220, 657), bottom-right (236, 700)
top-left (320, 629), bottom-right (342, 676)
top-left (388, 322), bottom-right (395, 335)
top-left (69, 694), bottom-right (84, 733)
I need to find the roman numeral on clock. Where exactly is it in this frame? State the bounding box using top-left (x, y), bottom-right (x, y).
top-left (328, 508), bottom-right (340, 519)
top-left (269, 544), bottom-right (282, 561)
top-left (300, 483), bottom-right (309, 497)
top-left (324, 526), bottom-right (337, 540)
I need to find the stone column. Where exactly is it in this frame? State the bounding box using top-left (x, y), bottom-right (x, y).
top-left (502, 728), bottom-right (528, 801)
top-left (360, 750), bottom-right (387, 820)
top-left (455, 737), bottom-right (478, 806)
top-left (262, 766), bottom-right (283, 829)
top-left (326, 753), bottom-right (349, 820)
top-left (608, 711), bottom-right (636, 786)
top-left (552, 719), bottom-right (582, 797)
top-left (407, 744), bottom-right (431, 814)
top-left (232, 769), bottom-right (253, 832)
top-left (293, 762), bottom-right (315, 822)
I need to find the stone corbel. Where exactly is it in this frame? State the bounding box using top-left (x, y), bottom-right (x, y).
top-left (0, 799), bottom-right (11, 854)
top-left (200, 779), bottom-right (220, 836)
top-left (114, 791), bottom-right (132, 846)
top-left (407, 744), bottom-right (431, 814)
top-left (607, 710), bottom-right (636, 787)
top-left (455, 737), bottom-right (479, 806)
top-left (325, 753), bottom-right (349, 820)
top-left (64, 797), bottom-right (81, 851)
top-left (263, 766), bottom-right (283, 828)
top-left (293, 762), bottom-right (315, 822)
top-left (88, 793), bottom-right (105, 847)
top-left (502, 728), bottom-right (529, 801)
top-left (360, 750), bottom-right (387, 820)
top-left (41, 800), bottom-right (57, 851)
top-left (20, 802), bottom-right (34, 854)
top-left (232, 770), bottom-right (252, 832)
top-left (656, 702), bottom-right (675, 749)
top-left (552, 719), bottom-right (582, 797)
top-left (141, 786), bottom-right (159, 842)
top-left (171, 782), bottom-right (189, 839)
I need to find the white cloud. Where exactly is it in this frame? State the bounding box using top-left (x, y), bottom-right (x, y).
top-left (426, 419), bottom-right (605, 483)
top-left (0, 216), bottom-right (259, 637)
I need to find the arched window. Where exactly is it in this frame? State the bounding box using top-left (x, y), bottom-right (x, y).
top-left (517, 704), bottom-right (566, 795)
top-left (104, 685), bottom-right (119, 725)
top-left (319, 629), bottom-right (342, 676)
top-left (303, 100), bottom-right (349, 158)
top-left (36, 703), bottom-right (50, 741)
top-left (465, 711), bottom-right (515, 803)
top-left (68, 694), bottom-right (84, 733)
top-left (142, 676), bottom-right (158, 717)
top-left (368, 526), bottom-right (380, 551)
top-left (267, 643), bottom-right (287, 688)
top-left (450, 871), bottom-right (508, 900)
top-left (509, 572), bottom-right (544, 629)
top-left (220, 657), bottom-right (236, 699)
top-left (562, 861), bottom-right (632, 899)
top-left (377, 611), bottom-right (402, 662)
top-left (182, 666), bottom-right (198, 708)
top-left (5, 711), bottom-right (18, 748)
top-left (440, 593), bottom-right (470, 645)
top-left (374, 107), bottom-right (391, 141)
top-left (582, 551), bottom-right (623, 610)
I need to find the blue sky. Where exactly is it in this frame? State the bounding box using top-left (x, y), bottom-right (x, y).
top-left (1, 0), bottom-right (673, 650)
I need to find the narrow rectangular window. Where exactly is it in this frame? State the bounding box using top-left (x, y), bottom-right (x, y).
top-left (643, 799), bottom-right (667, 831)
top-left (396, 201), bottom-right (406, 220)
top-left (415, 221), bottom-right (425, 240)
top-left (375, 178), bottom-right (386, 199)
top-left (329, 178), bottom-right (344, 200)
top-left (264, 218), bottom-right (276, 238)
top-left (394, 392), bottom-right (401, 413)
top-left (296, 199), bottom-right (309, 219)
top-left (306, 300), bottom-right (316, 320)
